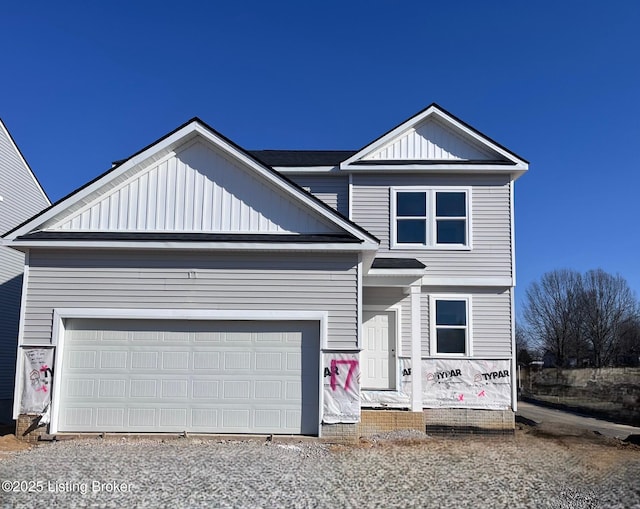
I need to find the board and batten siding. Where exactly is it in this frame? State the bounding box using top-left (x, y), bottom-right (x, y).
top-left (51, 140), bottom-right (335, 235)
top-left (22, 250), bottom-right (359, 350)
top-left (351, 174), bottom-right (512, 278)
top-left (286, 174), bottom-right (349, 216)
top-left (363, 118), bottom-right (496, 161)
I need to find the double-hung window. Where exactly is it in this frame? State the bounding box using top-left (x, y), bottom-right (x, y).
top-left (430, 296), bottom-right (472, 356)
top-left (391, 188), bottom-right (470, 248)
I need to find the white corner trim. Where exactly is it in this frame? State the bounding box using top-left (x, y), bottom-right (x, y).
top-left (510, 180), bottom-right (516, 287)
top-left (357, 256), bottom-right (363, 350)
top-left (409, 285), bottom-right (422, 411)
top-left (510, 288), bottom-right (517, 413)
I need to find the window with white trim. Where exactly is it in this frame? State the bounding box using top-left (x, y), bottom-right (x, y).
top-left (391, 188), bottom-right (470, 248)
top-left (430, 296), bottom-right (471, 356)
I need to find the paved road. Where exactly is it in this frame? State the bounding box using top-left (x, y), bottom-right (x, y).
top-left (517, 400), bottom-right (640, 439)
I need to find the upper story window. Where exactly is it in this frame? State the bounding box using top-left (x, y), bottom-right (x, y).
top-left (391, 187), bottom-right (471, 249)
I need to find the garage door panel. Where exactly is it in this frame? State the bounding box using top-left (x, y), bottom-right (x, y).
top-left (58, 319), bottom-right (319, 434)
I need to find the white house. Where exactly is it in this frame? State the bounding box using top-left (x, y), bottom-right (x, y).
top-left (3, 104), bottom-right (527, 439)
top-left (0, 119), bottom-right (50, 424)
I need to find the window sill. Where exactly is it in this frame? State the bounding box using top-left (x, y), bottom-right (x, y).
top-left (390, 244), bottom-right (472, 251)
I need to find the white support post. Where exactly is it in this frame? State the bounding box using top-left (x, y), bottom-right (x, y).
top-left (410, 284), bottom-right (422, 412)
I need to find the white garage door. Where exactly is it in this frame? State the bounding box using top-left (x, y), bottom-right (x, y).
top-left (56, 319), bottom-right (319, 435)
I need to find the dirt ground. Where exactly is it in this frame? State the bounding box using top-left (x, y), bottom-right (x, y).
top-left (1, 421), bottom-right (638, 459)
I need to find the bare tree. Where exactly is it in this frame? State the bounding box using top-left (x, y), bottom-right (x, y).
top-left (522, 269), bottom-right (584, 367)
top-left (616, 314), bottom-right (640, 366)
top-left (580, 269), bottom-right (637, 367)
top-left (515, 322), bottom-right (534, 364)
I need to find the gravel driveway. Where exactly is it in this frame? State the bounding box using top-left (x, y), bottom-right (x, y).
top-left (1, 427), bottom-right (638, 509)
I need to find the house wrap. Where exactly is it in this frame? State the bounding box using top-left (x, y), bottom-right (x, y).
top-left (3, 104), bottom-right (528, 438)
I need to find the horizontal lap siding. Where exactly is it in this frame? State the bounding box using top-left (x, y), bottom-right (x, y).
top-left (472, 288), bottom-right (512, 357)
top-left (352, 175), bottom-right (512, 278)
top-left (23, 250), bottom-right (358, 350)
top-left (421, 287), bottom-right (512, 357)
top-left (287, 175), bottom-right (349, 216)
top-left (0, 248), bottom-right (24, 399)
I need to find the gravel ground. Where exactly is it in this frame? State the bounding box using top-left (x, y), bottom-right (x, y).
top-left (0, 426), bottom-right (639, 509)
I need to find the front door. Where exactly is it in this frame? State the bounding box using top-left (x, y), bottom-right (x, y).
top-left (361, 311), bottom-right (396, 390)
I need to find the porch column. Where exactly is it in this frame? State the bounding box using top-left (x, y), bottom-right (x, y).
top-left (410, 284), bottom-right (422, 411)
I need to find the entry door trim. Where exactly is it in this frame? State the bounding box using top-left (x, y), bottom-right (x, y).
top-left (362, 305), bottom-right (401, 390)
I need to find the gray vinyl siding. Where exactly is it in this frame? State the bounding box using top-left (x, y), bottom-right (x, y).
top-left (0, 248), bottom-right (24, 401)
top-left (422, 287), bottom-right (512, 357)
top-left (23, 249), bottom-right (358, 350)
top-left (287, 175), bottom-right (349, 216)
top-left (362, 286), bottom-right (511, 359)
top-left (351, 174), bottom-right (512, 278)
top-left (0, 123), bottom-right (49, 234)
top-left (0, 122), bottom-right (49, 412)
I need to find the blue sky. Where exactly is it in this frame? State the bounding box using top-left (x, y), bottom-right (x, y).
top-left (1, 1), bottom-right (639, 313)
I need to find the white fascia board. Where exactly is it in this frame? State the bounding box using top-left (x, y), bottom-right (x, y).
top-left (367, 269), bottom-right (426, 277)
top-left (427, 109), bottom-right (528, 167)
top-left (339, 164), bottom-right (527, 177)
top-left (363, 275), bottom-right (425, 288)
top-left (340, 105), bottom-right (529, 174)
top-left (421, 276), bottom-right (513, 287)
top-left (275, 166), bottom-right (340, 174)
top-left (3, 125), bottom-right (198, 240)
top-left (6, 121), bottom-right (377, 245)
top-left (6, 239), bottom-right (380, 253)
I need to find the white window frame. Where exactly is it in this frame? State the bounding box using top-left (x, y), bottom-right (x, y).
top-left (390, 187), bottom-right (472, 250)
top-left (429, 295), bottom-right (473, 357)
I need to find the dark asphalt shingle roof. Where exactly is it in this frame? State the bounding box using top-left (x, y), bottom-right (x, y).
top-left (371, 258), bottom-right (426, 269)
top-left (249, 150), bottom-right (356, 167)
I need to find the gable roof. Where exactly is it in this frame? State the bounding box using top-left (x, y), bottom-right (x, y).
top-left (3, 118), bottom-right (379, 253)
top-left (0, 119), bottom-right (50, 234)
top-left (340, 103), bottom-right (528, 177)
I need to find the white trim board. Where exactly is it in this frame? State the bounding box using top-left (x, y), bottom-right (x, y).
top-left (48, 308), bottom-right (329, 435)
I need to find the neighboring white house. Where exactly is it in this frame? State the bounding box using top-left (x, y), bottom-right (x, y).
top-left (3, 104), bottom-right (528, 439)
top-left (0, 119), bottom-right (50, 424)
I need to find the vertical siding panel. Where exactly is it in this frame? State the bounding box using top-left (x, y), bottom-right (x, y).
top-left (183, 161), bottom-right (195, 230)
top-left (146, 168), bottom-right (157, 230)
top-left (45, 142), bottom-right (335, 234)
top-left (156, 162), bottom-right (167, 230)
top-left (127, 179), bottom-right (138, 229)
top-left (108, 194), bottom-right (119, 229)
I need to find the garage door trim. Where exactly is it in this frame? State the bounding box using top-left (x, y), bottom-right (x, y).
top-left (49, 308), bottom-right (328, 435)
